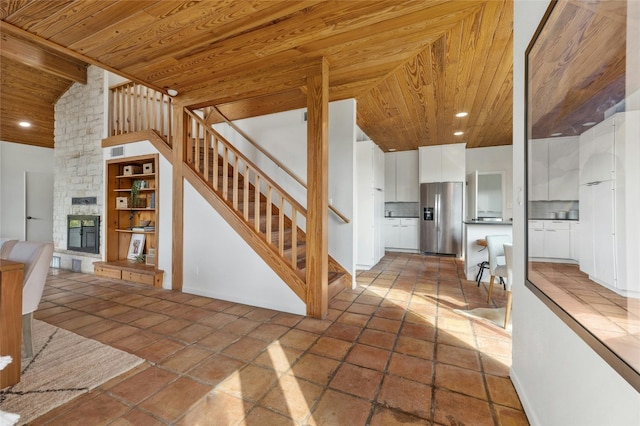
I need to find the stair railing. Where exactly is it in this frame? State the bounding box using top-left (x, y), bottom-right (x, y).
top-left (185, 109), bottom-right (305, 271)
top-left (201, 106), bottom-right (350, 224)
top-left (109, 82), bottom-right (173, 147)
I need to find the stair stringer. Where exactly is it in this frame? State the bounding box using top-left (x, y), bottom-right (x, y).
top-left (183, 165), bottom-right (308, 303)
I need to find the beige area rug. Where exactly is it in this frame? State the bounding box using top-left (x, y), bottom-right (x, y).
top-left (0, 320), bottom-right (144, 425)
top-left (455, 307), bottom-right (512, 331)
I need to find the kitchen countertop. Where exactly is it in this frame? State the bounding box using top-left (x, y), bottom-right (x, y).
top-left (529, 218), bottom-right (578, 221)
top-left (464, 220), bottom-right (513, 225)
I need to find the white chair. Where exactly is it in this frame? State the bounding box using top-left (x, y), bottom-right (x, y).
top-left (5, 241), bottom-right (54, 358)
top-left (0, 238), bottom-right (18, 258)
top-left (503, 243), bottom-right (514, 328)
top-left (485, 234), bottom-right (511, 304)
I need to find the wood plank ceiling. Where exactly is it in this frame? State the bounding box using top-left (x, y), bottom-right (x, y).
top-left (1, 0), bottom-right (514, 151)
top-left (528, 0), bottom-right (627, 139)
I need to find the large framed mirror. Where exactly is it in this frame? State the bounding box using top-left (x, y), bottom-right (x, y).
top-left (526, 0), bottom-right (639, 390)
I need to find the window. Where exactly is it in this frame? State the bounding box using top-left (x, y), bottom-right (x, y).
top-left (526, 0), bottom-right (639, 391)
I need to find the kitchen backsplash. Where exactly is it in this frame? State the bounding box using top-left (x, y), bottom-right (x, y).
top-left (385, 202), bottom-right (419, 217)
top-left (529, 200), bottom-right (579, 220)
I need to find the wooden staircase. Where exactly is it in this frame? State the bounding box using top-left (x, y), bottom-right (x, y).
top-left (184, 110), bottom-right (351, 313)
top-left (106, 82), bottom-right (351, 316)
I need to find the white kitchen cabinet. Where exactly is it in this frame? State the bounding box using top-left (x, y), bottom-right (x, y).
top-left (383, 218), bottom-right (401, 248)
top-left (529, 220), bottom-right (574, 260)
top-left (528, 220), bottom-right (544, 258)
top-left (614, 112), bottom-right (640, 295)
top-left (578, 113), bottom-right (639, 293)
top-left (591, 180), bottom-right (616, 287)
top-left (548, 137), bottom-right (579, 200)
top-left (384, 218), bottom-right (419, 251)
top-left (570, 221), bottom-right (580, 262)
top-left (440, 144), bottom-right (466, 182)
top-left (396, 151), bottom-right (419, 201)
top-left (356, 140), bottom-right (385, 269)
top-left (528, 140), bottom-right (549, 201)
top-left (399, 218), bottom-right (419, 250)
top-left (580, 116), bottom-right (615, 185)
top-left (384, 154), bottom-right (397, 202)
top-left (529, 136), bottom-right (579, 201)
top-left (543, 221), bottom-right (571, 259)
top-left (385, 150), bottom-right (419, 202)
top-left (579, 183), bottom-right (596, 277)
top-left (419, 143), bottom-right (466, 183)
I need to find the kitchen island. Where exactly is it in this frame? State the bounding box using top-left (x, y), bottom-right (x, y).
top-left (464, 220), bottom-right (513, 283)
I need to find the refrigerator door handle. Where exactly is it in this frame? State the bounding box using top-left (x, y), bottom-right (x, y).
top-left (435, 193), bottom-right (440, 233)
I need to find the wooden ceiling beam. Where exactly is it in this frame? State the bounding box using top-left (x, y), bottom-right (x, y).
top-left (0, 29), bottom-right (87, 83)
top-left (0, 21), bottom-right (169, 94)
top-left (179, 56), bottom-right (324, 109)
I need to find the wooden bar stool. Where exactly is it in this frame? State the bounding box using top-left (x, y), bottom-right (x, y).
top-left (475, 239), bottom-right (490, 286)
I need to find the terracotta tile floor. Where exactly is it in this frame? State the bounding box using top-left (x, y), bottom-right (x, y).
top-left (30, 252), bottom-right (528, 425)
top-left (530, 261), bottom-right (640, 373)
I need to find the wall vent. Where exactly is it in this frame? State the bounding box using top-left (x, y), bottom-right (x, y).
top-left (72, 196), bottom-right (97, 205)
top-left (110, 145), bottom-right (125, 157)
top-left (71, 259), bottom-right (82, 272)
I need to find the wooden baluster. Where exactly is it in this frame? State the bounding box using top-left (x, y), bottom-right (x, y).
top-left (244, 165), bottom-right (250, 221)
top-left (116, 86), bottom-right (121, 135)
top-left (128, 83), bottom-right (133, 133)
top-left (204, 130), bottom-right (210, 185)
top-left (193, 120), bottom-right (202, 172)
top-left (145, 86), bottom-right (150, 130)
top-left (279, 198), bottom-right (285, 255)
top-left (233, 155), bottom-right (239, 210)
top-left (109, 89), bottom-right (114, 136)
top-left (186, 116), bottom-right (194, 166)
top-left (213, 137), bottom-right (219, 191)
top-left (151, 90), bottom-right (157, 133)
top-left (119, 85), bottom-right (124, 135)
top-left (222, 146), bottom-right (229, 200)
top-left (122, 84), bottom-right (127, 133)
top-left (166, 93), bottom-right (173, 146)
top-left (159, 92), bottom-right (165, 140)
top-left (133, 84), bottom-right (139, 131)
top-left (291, 208), bottom-right (297, 269)
top-left (254, 174), bottom-right (261, 232)
top-left (266, 186), bottom-right (272, 244)
top-left (167, 95), bottom-right (172, 147)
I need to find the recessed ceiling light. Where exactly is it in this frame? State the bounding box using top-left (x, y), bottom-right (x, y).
top-left (550, 132), bottom-right (563, 137)
top-left (455, 112), bottom-right (468, 118)
top-left (18, 121), bottom-right (31, 128)
top-left (582, 121), bottom-right (596, 127)
top-left (388, 148), bottom-right (397, 152)
top-left (454, 131), bottom-right (464, 136)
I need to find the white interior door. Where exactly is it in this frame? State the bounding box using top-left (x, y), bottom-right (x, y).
top-left (25, 171), bottom-right (54, 241)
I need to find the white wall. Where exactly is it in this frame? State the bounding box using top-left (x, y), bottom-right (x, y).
top-left (512, 2), bottom-right (640, 424)
top-left (214, 99), bottom-right (356, 278)
top-left (182, 181), bottom-right (306, 315)
top-left (0, 142), bottom-right (54, 239)
top-left (466, 145), bottom-right (513, 219)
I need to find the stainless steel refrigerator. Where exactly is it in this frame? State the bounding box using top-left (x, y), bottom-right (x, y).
top-left (420, 182), bottom-right (463, 256)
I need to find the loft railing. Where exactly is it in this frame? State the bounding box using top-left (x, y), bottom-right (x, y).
top-left (185, 109), bottom-right (306, 274)
top-left (108, 82), bottom-right (172, 146)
